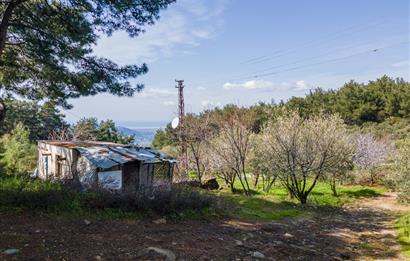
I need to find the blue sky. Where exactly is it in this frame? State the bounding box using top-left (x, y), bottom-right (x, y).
top-left (63, 0), bottom-right (410, 126)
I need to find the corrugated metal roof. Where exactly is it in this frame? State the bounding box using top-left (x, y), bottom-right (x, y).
top-left (38, 140), bottom-right (176, 169)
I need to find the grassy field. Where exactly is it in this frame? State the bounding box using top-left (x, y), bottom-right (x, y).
top-left (0, 175), bottom-right (386, 222)
top-left (396, 213), bottom-right (410, 257)
top-left (209, 179), bottom-right (386, 221)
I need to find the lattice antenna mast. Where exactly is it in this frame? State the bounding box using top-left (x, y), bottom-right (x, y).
top-left (175, 80), bottom-right (185, 126)
top-left (175, 79), bottom-right (187, 176)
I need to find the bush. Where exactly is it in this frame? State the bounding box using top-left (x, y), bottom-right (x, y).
top-left (385, 139), bottom-right (410, 203)
top-left (0, 176), bottom-right (216, 218)
top-left (0, 176), bottom-right (83, 213)
top-left (84, 184), bottom-right (214, 216)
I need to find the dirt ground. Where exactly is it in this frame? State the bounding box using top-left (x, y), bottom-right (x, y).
top-left (0, 192), bottom-right (409, 261)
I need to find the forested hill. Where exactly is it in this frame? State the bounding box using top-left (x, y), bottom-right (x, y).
top-left (282, 75), bottom-right (409, 125)
top-left (152, 76), bottom-right (410, 149)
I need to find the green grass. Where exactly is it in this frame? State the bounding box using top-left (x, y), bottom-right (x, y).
top-left (396, 213), bottom-right (410, 257)
top-left (0, 175), bottom-right (386, 222)
top-left (209, 179), bottom-right (385, 221)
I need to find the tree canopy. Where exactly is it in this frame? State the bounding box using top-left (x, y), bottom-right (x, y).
top-left (0, 0), bottom-right (174, 108)
top-left (0, 98), bottom-right (69, 141)
top-left (73, 117), bottom-right (135, 144)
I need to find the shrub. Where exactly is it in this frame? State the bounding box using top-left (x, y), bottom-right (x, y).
top-left (0, 176), bottom-right (82, 213)
top-left (388, 139), bottom-right (410, 203)
top-left (0, 176), bottom-right (215, 217)
top-left (84, 184), bottom-right (214, 216)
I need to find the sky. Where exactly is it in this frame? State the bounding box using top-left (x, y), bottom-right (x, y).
top-left (63, 0), bottom-right (410, 126)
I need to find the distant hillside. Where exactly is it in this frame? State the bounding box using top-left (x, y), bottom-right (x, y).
top-left (117, 126), bottom-right (158, 147)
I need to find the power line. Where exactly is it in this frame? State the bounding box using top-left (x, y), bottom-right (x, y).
top-left (245, 41), bottom-right (408, 79)
top-left (241, 17), bottom-right (390, 65)
top-left (191, 41), bottom-right (408, 87)
top-left (235, 39), bottom-right (398, 79)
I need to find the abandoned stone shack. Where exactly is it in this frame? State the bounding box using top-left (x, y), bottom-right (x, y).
top-left (36, 141), bottom-right (176, 194)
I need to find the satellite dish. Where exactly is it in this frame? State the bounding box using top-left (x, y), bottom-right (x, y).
top-left (171, 117), bottom-right (179, 129)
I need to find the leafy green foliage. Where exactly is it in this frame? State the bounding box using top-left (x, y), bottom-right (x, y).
top-left (285, 76), bottom-right (410, 125)
top-left (0, 0), bottom-right (175, 108)
top-left (152, 123), bottom-right (177, 149)
top-left (0, 123), bottom-right (36, 175)
top-left (73, 118), bottom-right (135, 144)
top-left (0, 98), bottom-right (69, 141)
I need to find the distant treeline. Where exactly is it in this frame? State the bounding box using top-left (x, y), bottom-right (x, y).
top-left (153, 75), bottom-right (410, 149)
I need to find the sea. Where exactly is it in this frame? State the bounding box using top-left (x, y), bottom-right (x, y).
top-left (115, 121), bottom-right (168, 147)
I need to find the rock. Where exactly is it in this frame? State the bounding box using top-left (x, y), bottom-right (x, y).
top-left (235, 240), bottom-right (243, 246)
top-left (3, 249), bottom-right (19, 255)
top-left (84, 219), bottom-right (91, 225)
top-left (284, 233), bottom-right (294, 238)
top-left (153, 218), bottom-right (167, 224)
top-left (141, 247), bottom-right (176, 261)
top-left (251, 251), bottom-right (265, 259)
top-left (94, 255), bottom-right (102, 261)
top-left (201, 178), bottom-right (219, 190)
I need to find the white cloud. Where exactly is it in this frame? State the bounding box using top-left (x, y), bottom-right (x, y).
top-left (294, 80), bottom-right (310, 91)
top-left (140, 88), bottom-right (175, 98)
top-left (223, 79), bottom-right (313, 92)
top-left (196, 86), bottom-right (206, 91)
top-left (223, 80), bottom-right (273, 90)
top-left (163, 101), bottom-right (176, 106)
top-left (279, 80), bottom-right (311, 92)
top-left (93, 0), bottom-right (227, 63)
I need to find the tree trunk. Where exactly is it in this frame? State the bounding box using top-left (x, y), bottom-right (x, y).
top-left (300, 194), bottom-right (307, 204)
top-left (369, 169), bottom-right (375, 186)
top-left (331, 180), bottom-right (338, 197)
top-left (195, 158), bottom-right (202, 185)
top-left (288, 189), bottom-right (294, 199)
top-left (0, 98), bottom-right (5, 123)
top-left (265, 177), bottom-right (276, 193)
top-left (229, 182), bottom-right (236, 193)
top-left (0, 0), bottom-right (22, 57)
top-left (253, 172), bottom-right (259, 188)
top-left (237, 173), bottom-right (249, 196)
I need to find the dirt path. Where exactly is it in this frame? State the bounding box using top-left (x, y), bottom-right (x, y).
top-left (0, 193), bottom-right (408, 260)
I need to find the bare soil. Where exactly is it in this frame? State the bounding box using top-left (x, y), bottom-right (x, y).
top-left (0, 192), bottom-right (408, 261)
